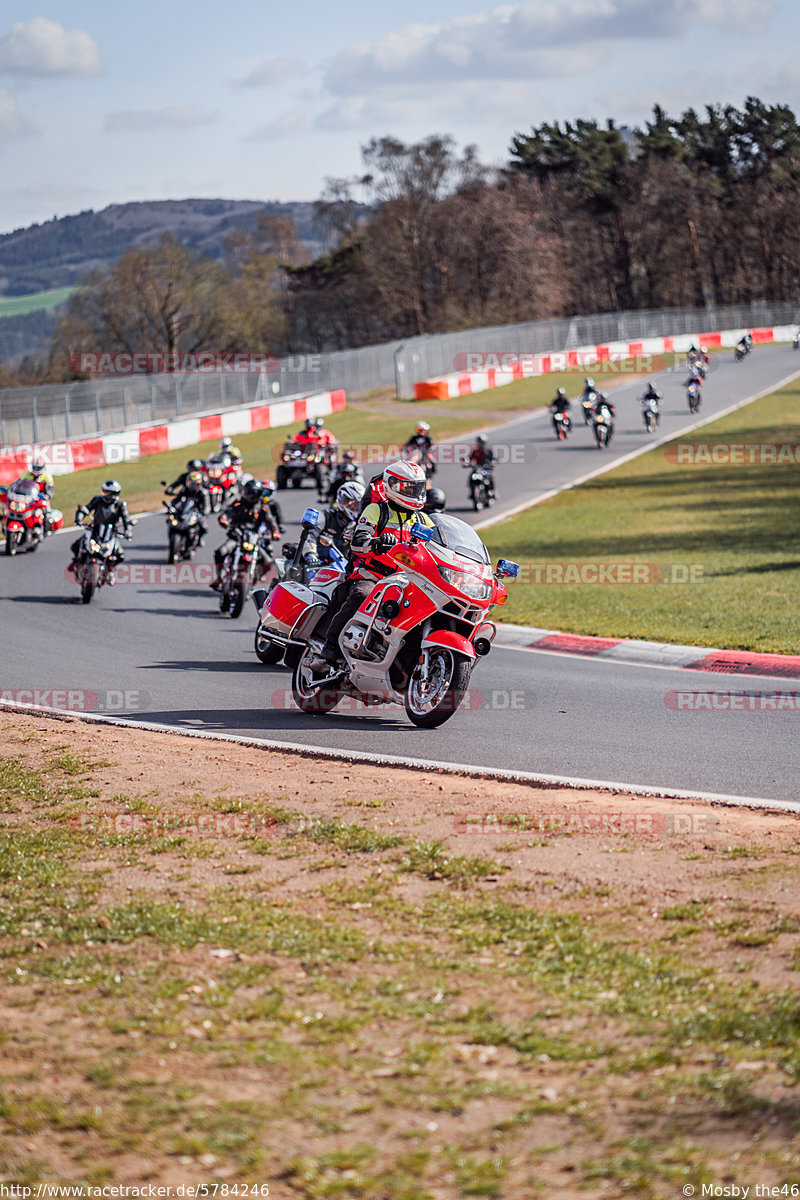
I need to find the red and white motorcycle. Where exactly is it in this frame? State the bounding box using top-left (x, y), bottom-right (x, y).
top-left (254, 507), bottom-right (518, 728)
top-left (1, 478), bottom-right (62, 556)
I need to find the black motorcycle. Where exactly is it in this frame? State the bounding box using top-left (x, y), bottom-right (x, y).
top-left (592, 404), bottom-right (614, 448)
top-left (164, 495), bottom-right (203, 563)
top-left (219, 526), bottom-right (280, 619)
top-left (552, 411), bottom-right (572, 440)
top-left (71, 519), bottom-right (132, 604)
top-left (276, 443), bottom-right (330, 494)
top-left (465, 464), bottom-right (494, 511)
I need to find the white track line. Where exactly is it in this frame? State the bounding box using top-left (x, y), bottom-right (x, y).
top-left (1, 699), bottom-right (794, 814)
top-left (474, 364), bottom-right (800, 529)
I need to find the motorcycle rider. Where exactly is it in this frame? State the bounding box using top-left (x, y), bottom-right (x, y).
top-left (308, 460), bottom-right (432, 672)
top-left (467, 434), bottom-right (496, 496)
top-left (640, 381), bottom-right (662, 423)
top-left (403, 422), bottom-right (436, 474)
top-left (305, 480), bottom-right (365, 566)
top-left (549, 387), bottom-right (571, 431)
top-left (211, 478), bottom-right (282, 591)
top-left (69, 480), bottom-right (133, 584)
top-left (21, 457), bottom-right (55, 534)
top-left (325, 450), bottom-right (364, 502)
top-left (164, 467), bottom-right (210, 544)
top-left (737, 332), bottom-right (753, 357)
top-left (219, 436), bottom-right (242, 466)
top-left (165, 459), bottom-right (205, 495)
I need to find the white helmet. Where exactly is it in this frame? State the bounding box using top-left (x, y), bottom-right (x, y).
top-left (383, 460), bottom-right (427, 511)
top-left (415, 421), bottom-right (430, 434)
top-left (336, 480), bottom-right (365, 520)
top-left (220, 437), bottom-right (233, 451)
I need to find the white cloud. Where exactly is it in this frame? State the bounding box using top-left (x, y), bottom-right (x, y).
top-left (0, 17), bottom-right (102, 78)
top-left (324, 0), bottom-right (774, 93)
top-left (0, 87), bottom-right (36, 139)
top-left (105, 106), bottom-right (219, 132)
top-left (235, 58), bottom-right (304, 88)
top-left (247, 107), bottom-right (314, 140)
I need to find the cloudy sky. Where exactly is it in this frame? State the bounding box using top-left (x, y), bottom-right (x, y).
top-left (0, 0), bottom-right (798, 237)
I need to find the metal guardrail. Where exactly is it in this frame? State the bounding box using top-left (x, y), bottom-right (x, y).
top-left (2, 300), bottom-right (797, 444)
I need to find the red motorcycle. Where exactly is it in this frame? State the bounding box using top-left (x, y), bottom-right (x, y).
top-left (256, 506), bottom-right (518, 728)
top-left (203, 453), bottom-right (242, 512)
top-left (1, 478), bottom-right (62, 556)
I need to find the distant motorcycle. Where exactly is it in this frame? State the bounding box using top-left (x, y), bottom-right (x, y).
top-left (734, 340), bottom-right (752, 363)
top-left (793, 331), bottom-right (800, 351)
top-left (552, 411), bottom-right (572, 441)
top-left (218, 526), bottom-right (280, 619)
top-left (71, 518), bottom-right (133, 604)
top-left (687, 382), bottom-right (702, 413)
top-left (465, 464), bottom-right (494, 511)
top-left (404, 444), bottom-right (437, 480)
top-left (641, 397), bottom-right (660, 433)
top-left (592, 404), bottom-right (614, 448)
top-left (1, 478), bottom-right (61, 555)
top-left (581, 391), bottom-right (597, 424)
top-left (203, 453), bottom-right (241, 511)
top-left (164, 495), bottom-right (203, 562)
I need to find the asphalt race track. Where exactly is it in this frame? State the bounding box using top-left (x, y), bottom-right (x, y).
top-left (2, 344), bottom-right (799, 803)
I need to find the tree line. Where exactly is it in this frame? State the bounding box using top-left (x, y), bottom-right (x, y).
top-left (4, 95), bottom-right (799, 387)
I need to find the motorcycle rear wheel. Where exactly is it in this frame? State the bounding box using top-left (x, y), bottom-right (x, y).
top-left (405, 648), bottom-right (471, 729)
top-left (292, 651), bottom-right (342, 714)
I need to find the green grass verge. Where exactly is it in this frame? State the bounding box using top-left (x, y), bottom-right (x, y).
top-left (0, 287), bottom-right (74, 318)
top-left (483, 378), bottom-right (800, 653)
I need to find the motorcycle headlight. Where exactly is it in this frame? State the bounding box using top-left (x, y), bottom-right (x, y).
top-left (10, 500), bottom-right (26, 512)
top-left (243, 541), bottom-right (255, 552)
top-left (90, 539), bottom-right (101, 553)
top-left (438, 565), bottom-right (491, 601)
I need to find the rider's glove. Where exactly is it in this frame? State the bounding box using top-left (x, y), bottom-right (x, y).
top-left (372, 531), bottom-right (397, 555)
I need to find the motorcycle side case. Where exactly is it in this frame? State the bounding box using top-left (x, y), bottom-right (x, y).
top-left (261, 581), bottom-right (316, 636)
top-left (50, 509), bottom-right (64, 532)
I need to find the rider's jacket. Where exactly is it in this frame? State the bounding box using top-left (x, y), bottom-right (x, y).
top-left (468, 445), bottom-right (494, 467)
top-left (642, 386), bottom-right (661, 401)
top-left (219, 497), bottom-right (280, 539)
top-left (21, 468), bottom-right (54, 497)
top-left (76, 496), bottom-right (131, 535)
top-left (403, 434), bottom-right (433, 456)
top-left (550, 395), bottom-right (571, 413)
top-left (350, 502), bottom-right (435, 582)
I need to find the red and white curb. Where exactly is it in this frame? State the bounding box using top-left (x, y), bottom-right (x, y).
top-left (413, 325), bottom-right (794, 401)
top-left (0, 387), bottom-right (347, 485)
top-left (494, 623), bottom-right (800, 680)
top-left (0, 700), bottom-right (793, 811)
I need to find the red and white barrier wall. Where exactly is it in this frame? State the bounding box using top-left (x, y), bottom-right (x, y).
top-left (0, 388), bottom-right (347, 485)
top-left (413, 326), bottom-right (796, 401)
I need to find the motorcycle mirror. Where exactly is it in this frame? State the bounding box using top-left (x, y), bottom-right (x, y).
top-left (301, 507), bottom-right (320, 527)
top-left (496, 559), bottom-right (519, 579)
top-left (160, 480), bottom-right (168, 486)
top-left (410, 522), bottom-right (434, 542)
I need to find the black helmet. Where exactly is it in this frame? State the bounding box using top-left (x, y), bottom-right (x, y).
top-left (304, 418), bottom-right (315, 430)
top-left (187, 458), bottom-right (203, 471)
top-left (242, 478), bottom-right (264, 502)
top-left (101, 479), bottom-right (121, 498)
top-left (424, 487), bottom-right (446, 512)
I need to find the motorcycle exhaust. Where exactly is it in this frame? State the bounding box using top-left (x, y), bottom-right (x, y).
top-left (252, 588), bottom-right (267, 612)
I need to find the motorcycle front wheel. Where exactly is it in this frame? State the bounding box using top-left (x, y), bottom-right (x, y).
top-left (5, 531), bottom-right (18, 557)
top-left (292, 650), bottom-right (342, 714)
top-left (405, 648), bottom-right (471, 729)
top-left (167, 531), bottom-right (180, 564)
top-left (254, 626), bottom-right (284, 665)
top-left (80, 561), bottom-right (98, 604)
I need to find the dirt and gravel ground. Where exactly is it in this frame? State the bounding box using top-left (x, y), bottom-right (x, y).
top-left (1, 710), bottom-right (800, 1197)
